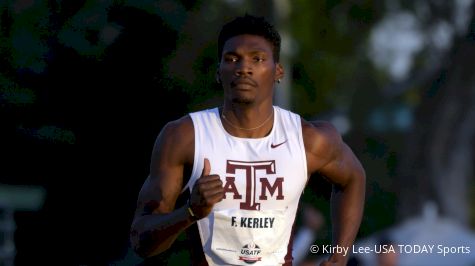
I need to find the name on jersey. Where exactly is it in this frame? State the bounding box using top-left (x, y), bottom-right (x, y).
top-left (231, 216), bottom-right (275, 228)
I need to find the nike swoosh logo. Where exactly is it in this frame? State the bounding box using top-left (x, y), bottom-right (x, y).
top-left (271, 140), bottom-right (287, 149)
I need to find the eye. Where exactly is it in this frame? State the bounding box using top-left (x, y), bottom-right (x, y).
top-left (253, 56), bottom-right (264, 62)
top-left (224, 56), bottom-right (238, 63)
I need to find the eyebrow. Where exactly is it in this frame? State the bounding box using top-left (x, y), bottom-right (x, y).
top-left (223, 50), bottom-right (268, 56)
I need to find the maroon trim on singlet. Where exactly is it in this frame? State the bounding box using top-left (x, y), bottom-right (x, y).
top-left (186, 222), bottom-right (209, 266)
top-left (283, 220), bottom-right (297, 266)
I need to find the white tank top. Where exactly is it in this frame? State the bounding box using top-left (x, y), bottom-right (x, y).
top-left (185, 106), bottom-right (308, 266)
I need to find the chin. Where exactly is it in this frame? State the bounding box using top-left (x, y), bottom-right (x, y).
top-left (232, 97), bottom-right (254, 105)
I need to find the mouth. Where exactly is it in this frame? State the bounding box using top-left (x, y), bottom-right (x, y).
top-left (231, 78), bottom-right (257, 88)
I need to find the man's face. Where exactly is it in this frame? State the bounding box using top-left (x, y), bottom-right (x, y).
top-left (217, 34), bottom-right (283, 105)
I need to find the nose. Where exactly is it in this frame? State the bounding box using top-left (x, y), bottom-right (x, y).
top-left (235, 59), bottom-right (252, 77)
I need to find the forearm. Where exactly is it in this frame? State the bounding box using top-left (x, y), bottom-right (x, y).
top-left (330, 172), bottom-right (365, 261)
top-left (130, 204), bottom-right (195, 258)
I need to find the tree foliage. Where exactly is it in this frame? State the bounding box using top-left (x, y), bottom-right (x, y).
top-left (2, 0), bottom-right (475, 264)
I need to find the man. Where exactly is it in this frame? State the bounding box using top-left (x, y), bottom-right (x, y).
top-left (130, 14), bottom-right (365, 266)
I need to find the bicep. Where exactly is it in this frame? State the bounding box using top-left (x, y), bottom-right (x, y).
top-left (305, 121), bottom-right (363, 187)
top-left (318, 142), bottom-right (364, 188)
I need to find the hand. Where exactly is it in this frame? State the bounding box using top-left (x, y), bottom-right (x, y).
top-left (319, 261), bottom-right (339, 266)
top-left (319, 261), bottom-right (338, 266)
top-left (189, 158), bottom-right (224, 219)
top-left (319, 255), bottom-right (346, 266)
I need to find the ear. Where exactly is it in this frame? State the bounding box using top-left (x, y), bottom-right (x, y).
top-left (275, 63), bottom-right (284, 81)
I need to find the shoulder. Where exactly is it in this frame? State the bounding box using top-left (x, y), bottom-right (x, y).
top-left (156, 107), bottom-right (216, 162)
top-left (161, 115), bottom-right (194, 137)
top-left (153, 115), bottom-right (194, 164)
top-left (302, 119), bottom-right (344, 172)
top-left (302, 119), bottom-right (342, 151)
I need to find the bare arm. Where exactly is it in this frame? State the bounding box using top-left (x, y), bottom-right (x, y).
top-left (130, 116), bottom-right (224, 258)
top-left (130, 117), bottom-right (194, 257)
top-left (304, 120), bottom-right (366, 266)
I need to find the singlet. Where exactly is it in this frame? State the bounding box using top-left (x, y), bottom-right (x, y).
top-left (184, 106), bottom-right (308, 266)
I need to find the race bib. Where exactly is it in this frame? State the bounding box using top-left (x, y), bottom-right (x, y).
top-left (210, 209), bottom-right (288, 265)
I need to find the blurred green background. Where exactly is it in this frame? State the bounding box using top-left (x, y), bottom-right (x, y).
top-left (1, 0), bottom-right (475, 265)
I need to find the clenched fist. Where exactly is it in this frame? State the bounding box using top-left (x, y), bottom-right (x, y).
top-left (189, 158), bottom-right (224, 219)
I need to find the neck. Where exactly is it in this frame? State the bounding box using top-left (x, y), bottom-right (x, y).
top-left (220, 104), bottom-right (274, 138)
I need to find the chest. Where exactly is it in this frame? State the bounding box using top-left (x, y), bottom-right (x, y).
top-left (203, 139), bottom-right (307, 211)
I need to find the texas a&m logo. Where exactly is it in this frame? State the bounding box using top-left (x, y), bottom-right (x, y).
top-left (223, 160), bottom-right (284, 210)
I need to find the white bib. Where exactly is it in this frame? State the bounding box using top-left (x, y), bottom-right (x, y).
top-left (211, 209), bottom-right (287, 265)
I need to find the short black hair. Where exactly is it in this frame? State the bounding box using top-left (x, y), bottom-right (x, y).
top-left (217, 14), bottom-right (281, 62)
